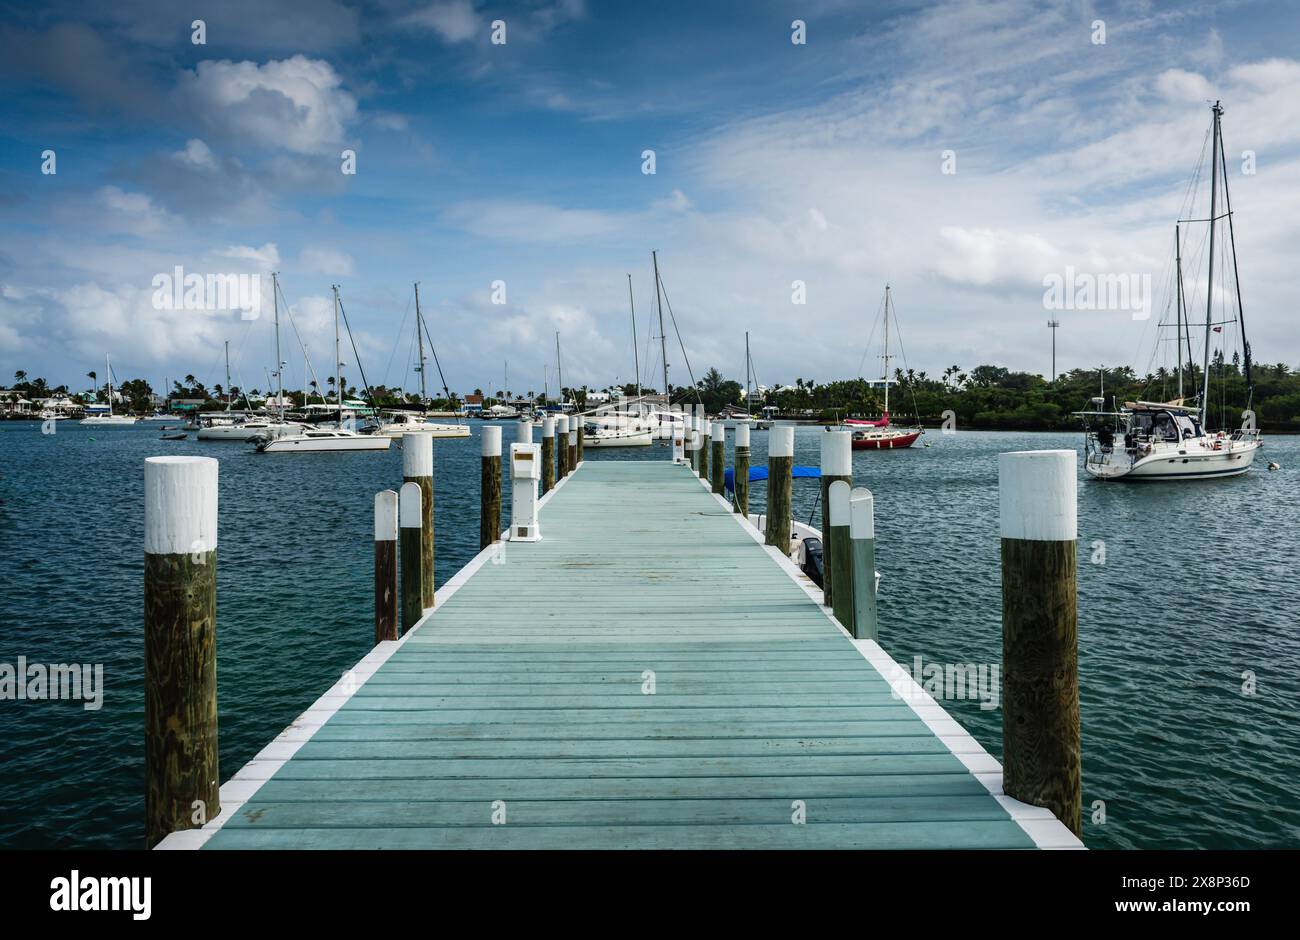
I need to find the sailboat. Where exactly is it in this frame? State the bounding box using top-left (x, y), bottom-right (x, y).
top-left (80, 354), bottom-right (139, 425)
top-left (256, 286), bottom-right (390, 453)
top-left (1079, 101), bottom-right (1262, 481)
top-left (843, 285), bottom-right (924, 449)
top-left (584, 273), bottom-right (657, 447)
top-left (197, 327), bottom-right (305, 441)
top-left (365, 283), bottom-right (469, 439)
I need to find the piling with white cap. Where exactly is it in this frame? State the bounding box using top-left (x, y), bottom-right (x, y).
top-left (517, 418), bottom-right (533, 444)
top-left (480, 425), bottom-right (503, 550)
top-left (765, 424), bottom-right (794, 554)
top-left (998, 449), bottom-right (1080, 836)
top-left (684, 414), bottom-right (697, 471)
top-left (576, 420), bottom-right (584, 464)
top-left (374, 489), bottom-right (398, 643)
top-left (820, 429), bottom-right (853, 608)
top-left (402, 431), bottom-right (435, 611)
top-left (541, 417), bottom-right (556, 494)
top-left (399, 481), bottom-right (424, 634)
top-left (556, 415), bottom-right (569, 479)
top-left (711, 422), bottom-right (726, 494)
top-left (828, 480), bottom-right (854, 627)
top-left (848, 486), bottom-right (877, 640)
top-left (733, 422), bottom-right (750, 514)
top-left (144, 455), bottom-right (219, 848)
top-left (698, 408), bottom-right (711, 480)
top-left (567, 418), bottom-right (578, 474)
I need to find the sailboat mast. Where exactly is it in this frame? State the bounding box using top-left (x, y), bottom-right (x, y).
top-left (414, 282), bottom-right (427, 404)
top-left (1200, 102), bottom-right (1221, 428)
top-left (1175, 225), bottom-right (1184, 399)
top-left (106, 353), bottom-right (112, 417)
top-left (745, 331), bottom-right (752, 418)
top-left (1215, 114), bottom-right (1252, 395)
top-left (627, 273), bottom-right (641, 403)
top-left (882, 286), bottom-right (892, 415)
top-left (652, 250), bottom-right (669, 401)
top-left (224, 340), bottom-right (231, 410)
top-left (333, 285), bottom-right (343, 426)
top-left (273, 272), bottom-right (284, 421)
top-left (555, 333), bottom-right (563, 406)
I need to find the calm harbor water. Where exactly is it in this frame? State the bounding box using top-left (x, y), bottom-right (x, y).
top-left (0, 421), bottom-right (1296, 849)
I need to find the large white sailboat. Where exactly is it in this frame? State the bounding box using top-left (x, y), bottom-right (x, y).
top-left (256, 285), bottom-right (390, 453)
top-left (1080, 102), bottom-right (1262, 481)
top-left (80, 354), bottom-right (138, 426)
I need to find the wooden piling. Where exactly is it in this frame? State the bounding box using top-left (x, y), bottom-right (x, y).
top-left (480, 425), bottom-right (502, 550)
top-left (577, 423), bottom-right (584, 463)
top-left (144, 455), bottom-right (219, 848)
top-left (684, 415), bottom-right (697, 472)
top-left (374, 490), bottom-right (398, 642)
top-left (567, 420), bottom-right (578, 472)
top-left (734, 422), bottom-right (750, 514)
top-left (556, 415), bottom-right (569, 479)
top-left (399, 481), bottom-right (423, 634)
top-left (541, 417), bottom-right (555, 495)
top-left (820, 429), bottom-right (852, 608)
top-left (999, 449), bottom-right (1081, 837)
top-left (699, 412), bottom-right (710, 480)
top-left (402, 430), bottom-right (434, 612)
top-left (765, 425), bottom-right (793, 554)
top-left (828, 480), bottom-right (854, 627)
top-left (711, 422), bottom-right (725, 495)
top-left (849, 486), bottom-right (877, 640)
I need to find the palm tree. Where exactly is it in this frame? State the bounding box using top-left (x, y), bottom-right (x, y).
top-left (13, 370), bottom-right (27, 386)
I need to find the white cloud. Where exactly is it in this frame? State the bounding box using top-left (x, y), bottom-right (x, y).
top-left (298, 246), bottom-right (354, 276)
top-left (176, 56), bottom-right (358, 154)
top-left (403, 1), bottom-right (482, 43)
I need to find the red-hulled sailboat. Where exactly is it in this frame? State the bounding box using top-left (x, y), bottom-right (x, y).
top-left (843, 285), bottom-right (924, 450)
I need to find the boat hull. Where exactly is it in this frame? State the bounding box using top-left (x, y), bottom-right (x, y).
top-left (257, 435), bottom-right (391, 453)
top-left (372, 423), bottom-right (470, 439)
top-left (584, 431), bottom-right (653, 447)
top-left (1085, 440), bottom-right (1260, 480)
top-left (80, 416), bottom-right (139, 426)
top-left (850, 429), bottom-right (923, 450)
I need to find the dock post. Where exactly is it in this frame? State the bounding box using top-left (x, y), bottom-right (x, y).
top-left (685, 415), bottom-right (697, 472)
top-left (399, 481), bottom-right (423, 634)
top-left (672, 413), bottom-right (685, 463)
top-left (509, 441), bottom-right (542, 540)
top-left (699, 413), bottom-right (710, 480)
top-left (711, 422), bottom-right (726, 495)
top-left (828, 480), bottom-right (854, 626)
top-left (402, 430), bottom-right (435, 612)
top-left (765, 424), bottom-right (793, 554)
top-left (820, 429), bottom-right (852, 608)
top-left (144, 454), bottom-right (219, 848)
top-left (374, 490), bottom-right (398, 642)
top-left (556, 416), bottom-right (569, 479)
top-left (998, 449), bottom-right (1081, 837)
top-left (480, 425), bottom-right (502, 550)
top-left (567, 419), bottom-right (578, 472)
top-left (734, 422), bottom-right (750, 514)
top-left (517, 418), bottom-right (533, 444)
top-left (848, 486), bottom-right (878, 640)
top-left (541, 417), bottom-right (555, 495)
top-left (576, 421), bottom-right (584, 463)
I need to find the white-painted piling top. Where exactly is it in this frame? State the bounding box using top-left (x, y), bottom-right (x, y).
top-left (711, 422), bottom-right (725, 440)
top-left (374, 490), bottom-right (398, 541)
top-left (555, 415), bottom-right (568, 433)
top-left (144, 456), bottom-right (218, 555)
top-left (399, 480), bottom-right (422, 527)
top-left (998, 450), bottom-right (1077, 541)
top-left (829, 479), bottom-right (851, 526)
top-left (517, 419), bottom-right (533, 443)
top-left (769, 424), bottom-right (794, 458)
top-left (735, 422), bottom-right (750, 447)
top-left (402, 431), bottom-right (433, 477)
top-left (568, 425), bottom-right (578, 442)
top-left (541, 416), bottom-right (555, 437)
top-left (822, 428), bottom-right (852, 476)
top-left (849, 486), bottom-right (875, 539)
top-left (481, 425), bottom-right (502, 457)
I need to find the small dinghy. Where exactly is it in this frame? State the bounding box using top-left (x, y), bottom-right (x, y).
top-left (160, 432), bottom-right (188, 441)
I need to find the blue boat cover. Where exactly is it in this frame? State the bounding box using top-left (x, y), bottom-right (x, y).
top-left (723, 465), bottom-right (820, 492)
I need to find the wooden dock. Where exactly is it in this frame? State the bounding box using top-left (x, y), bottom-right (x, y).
top-left (158, 459), bottom-right (1081, 849)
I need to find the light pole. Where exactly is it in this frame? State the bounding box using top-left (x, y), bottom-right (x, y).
top-left (1047, 319), bottom-right (1060, 383)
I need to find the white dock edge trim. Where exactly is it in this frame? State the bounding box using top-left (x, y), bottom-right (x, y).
top-left (154, 463), bottom-right (584, 850)
top-left (696, 471), bottom-right (1084, 851)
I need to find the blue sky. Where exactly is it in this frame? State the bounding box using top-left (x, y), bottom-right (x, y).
top-left (3, 0), bottom-right (1300, 398)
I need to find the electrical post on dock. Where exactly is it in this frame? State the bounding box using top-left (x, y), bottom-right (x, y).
top-left (734, 422), bottom-right (750, 514)
top-left (672, 409), bottom-right (685, 463)
top-left (541, 417), bottom-right (556, 494)
top-left (828, 480), bottom-right (854, 627)
top-left (556, 415), bottom-right (569, 479)
top-left (685, 414), bottom-right (697, 472)
top-left (711, 422), bottom-right (726, 495)
top-left (849, 486), bottom-right (878, 641)
top-left (765, 424), bottom-right (794, 554)
top-left (143, 455), bottom-right (219, 849)
top-left (509, 441), bottom-right (542, 541)
top-left (821, 429), bottom-right (852, 608)
top-left (998, 449), bottom-right (1081, 837)
top-left (480, 426), bottom-right (502, 550)
top-left (374, 489), bottom-right (398, 643)
top-left (402, 431), bottom-right (434, 612)
top-left (399, 481), bottom-right (423, 634)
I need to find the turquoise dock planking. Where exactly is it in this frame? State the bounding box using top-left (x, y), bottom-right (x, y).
top-left (157, 459), bottom-right (1082, 850)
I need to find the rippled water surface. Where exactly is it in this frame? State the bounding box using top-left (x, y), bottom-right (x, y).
top-left (1, 422), bottom-right (1296, 848)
